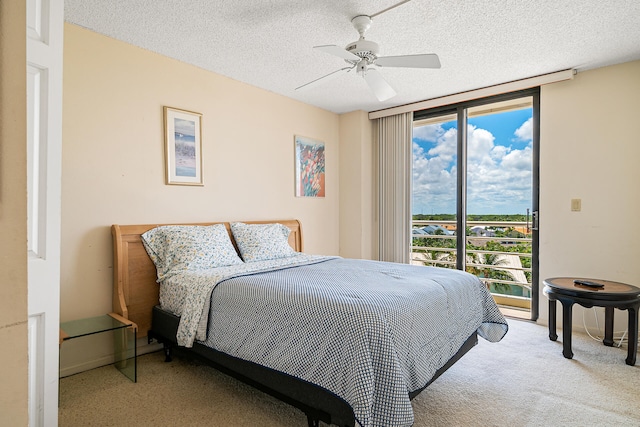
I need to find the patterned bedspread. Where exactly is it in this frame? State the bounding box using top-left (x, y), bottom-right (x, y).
top-left (160, 254), bottom-right (332, 346)
top-left (160, 257), bottom-right (508, 427)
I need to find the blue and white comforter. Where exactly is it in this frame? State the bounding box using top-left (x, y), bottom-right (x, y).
top-left (160, 256), bottom-right (508, 427)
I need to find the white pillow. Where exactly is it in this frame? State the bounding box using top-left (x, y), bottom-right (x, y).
top-left (141, 224), bottom-right (243, 280)
top-left (230, 222), bottom-right (297, 262)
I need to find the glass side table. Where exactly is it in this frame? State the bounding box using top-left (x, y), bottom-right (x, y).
top-left (60, 313), bottom-right (137, 382)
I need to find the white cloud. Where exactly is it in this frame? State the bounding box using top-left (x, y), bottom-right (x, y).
top-left (468, 126), bottom-right (495, 161)
top-left (413, 122), bottom-right (532, 214)
top-left (427, 127), bottom-right (457, 162)
top-left (490, 145), bottom-right (510, 160)
top-left (413, 124), bottom-right (445, 142)
top-left (514, 117), bottom-right (533, 141)
top-left (502, 146), bottom-right (532, 171)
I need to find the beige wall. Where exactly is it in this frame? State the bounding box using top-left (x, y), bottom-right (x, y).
top-left (539, 60), bottom-right (640, 330)
top-left (0, 1), bottom-right (29, 425)
top-left (61, 24), bottom-right (341, 371)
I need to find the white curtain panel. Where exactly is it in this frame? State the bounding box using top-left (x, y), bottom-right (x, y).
top-left (376, 112), bottom-right (412, 263)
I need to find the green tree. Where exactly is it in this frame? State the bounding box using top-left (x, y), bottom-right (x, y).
top-left (467, 252), bottom-right (515, 294)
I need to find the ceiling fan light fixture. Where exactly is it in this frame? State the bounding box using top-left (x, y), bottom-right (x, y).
top-left (356, 60), bottom-right (368, 76)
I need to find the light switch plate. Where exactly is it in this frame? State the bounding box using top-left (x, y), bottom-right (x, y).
top-left (571, 198), bottom-right (581, 212)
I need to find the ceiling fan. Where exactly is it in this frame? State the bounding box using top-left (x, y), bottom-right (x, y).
top-left (296, 6), bottom-right (441, 102)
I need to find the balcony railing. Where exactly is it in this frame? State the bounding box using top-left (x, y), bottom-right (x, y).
top-left (411, 220), bottom-right (532, 309)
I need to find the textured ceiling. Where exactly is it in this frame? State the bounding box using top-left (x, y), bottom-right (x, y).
top-left (64, 0), bottom-right (640, 114)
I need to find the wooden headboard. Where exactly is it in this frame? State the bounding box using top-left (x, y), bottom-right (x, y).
top-left (111, 219), bottom-right (303, 337)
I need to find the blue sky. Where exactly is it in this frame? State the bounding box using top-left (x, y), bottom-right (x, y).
top-left (412, 109), bottom-right (533, 215)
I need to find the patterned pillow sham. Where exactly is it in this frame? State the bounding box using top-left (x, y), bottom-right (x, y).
top-left (141, 224), bottom-right (243, 280)
top-left (230, 222), bottom-right (297, 262)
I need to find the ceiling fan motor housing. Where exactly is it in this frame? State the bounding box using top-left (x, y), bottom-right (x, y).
top-left (345, 39), bottom-right (380, 63)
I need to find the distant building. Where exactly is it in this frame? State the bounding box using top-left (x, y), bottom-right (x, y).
top-left (421, 225), bottom-right (453, 235)
top-left (469, 226), bottom-right (496, 237)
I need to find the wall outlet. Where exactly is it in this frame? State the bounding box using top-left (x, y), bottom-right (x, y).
top-left (571, 198), bottom-right (581, 212)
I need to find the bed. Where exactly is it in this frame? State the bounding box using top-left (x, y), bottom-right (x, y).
top-left (112, 219), bottom-right (507, 427)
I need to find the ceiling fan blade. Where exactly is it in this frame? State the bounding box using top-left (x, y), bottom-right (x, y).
top-left (314, 45), bottom-right (361, 61)
top-left (376, 53), bottom-right (441, 69)
top-left (363, 69), bottom-right (396, 101)
top-left (295, 66), bottom-right (353, 91)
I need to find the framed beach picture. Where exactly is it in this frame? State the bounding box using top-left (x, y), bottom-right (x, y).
top-left (163, 106), bottom-right (203, 185)
top-left (294, 135), bottom-right (325, 197)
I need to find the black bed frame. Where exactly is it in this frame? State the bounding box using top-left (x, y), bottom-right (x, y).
top-left (149, 305), bottom-right (478, 427)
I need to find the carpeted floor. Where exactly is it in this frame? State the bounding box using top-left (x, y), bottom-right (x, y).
top-left (59, 319), bottom-right (640, 426)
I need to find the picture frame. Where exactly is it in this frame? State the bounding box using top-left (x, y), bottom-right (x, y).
top-left (294, 135), bottom-right (325, 197)
top-left (163, 106), bottom-right (203, 186)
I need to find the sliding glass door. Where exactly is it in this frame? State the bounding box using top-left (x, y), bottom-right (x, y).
top-left (411, 89), bottom-right (539, 319)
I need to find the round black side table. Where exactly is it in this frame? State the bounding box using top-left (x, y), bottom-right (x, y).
top-left (543, 277), bottom-right (640, 366)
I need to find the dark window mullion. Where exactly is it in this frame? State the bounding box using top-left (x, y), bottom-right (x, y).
top-left (456, 106), bottom-right (467, 271)
top-left (530, 90), bottom-right (541, 321)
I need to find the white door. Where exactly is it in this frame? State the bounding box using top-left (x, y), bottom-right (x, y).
top-left (27, 0), bottom-right (64, 425)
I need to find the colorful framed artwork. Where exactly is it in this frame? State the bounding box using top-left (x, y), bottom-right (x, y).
top-left (294, 135), bottom-right (325, 197)
top-left (163, 106), bottom-right (203, 186)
